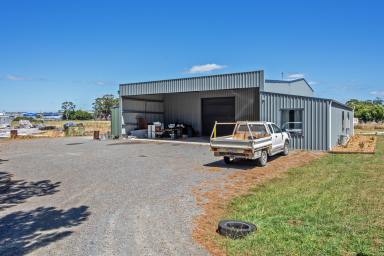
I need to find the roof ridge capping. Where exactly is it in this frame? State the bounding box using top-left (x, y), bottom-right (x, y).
top-left (120, 70), bottom-right (264, 86)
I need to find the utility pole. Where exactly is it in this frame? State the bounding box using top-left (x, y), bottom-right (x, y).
top-left (281, 72), bottom-right (284, 80)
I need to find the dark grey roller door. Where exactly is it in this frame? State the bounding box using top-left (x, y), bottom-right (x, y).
top-left (201, 97), bottom-right (235, 136)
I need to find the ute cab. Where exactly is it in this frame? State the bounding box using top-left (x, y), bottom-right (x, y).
top-left (210, 121), bottom-right (290, 166)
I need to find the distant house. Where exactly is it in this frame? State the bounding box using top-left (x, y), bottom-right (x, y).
top-left (118, 70), bottom-right (354, 150)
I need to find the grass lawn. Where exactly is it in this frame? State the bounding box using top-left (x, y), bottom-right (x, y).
top-left (220, 137), bottom-right (384, 256)
top-left (355, 123), bottom-right (384, 134)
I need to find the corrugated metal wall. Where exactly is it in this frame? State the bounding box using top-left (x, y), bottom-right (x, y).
top-left (260, 92), bottom-right (329, 150)
top-left (330, 103), bottom-right (354, 148)
top-left (120, 71), bottom-right (264, 96)
top-left (164, 88), bottom-right (260, 135)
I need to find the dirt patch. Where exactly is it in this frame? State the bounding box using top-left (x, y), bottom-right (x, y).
top-left (5, 130), bottom-right (65, 140)
top-left (330, 135), bottom-right (377, 154)
top-left (33, 130), bottom-right (65, 138)
top-left (192, 151), bottom-right (324, 255)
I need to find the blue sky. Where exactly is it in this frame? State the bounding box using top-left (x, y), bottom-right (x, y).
top-left (0, 0), bottom-right (383, 112)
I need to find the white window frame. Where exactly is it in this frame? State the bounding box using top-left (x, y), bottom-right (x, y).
top-left (280, 108), bottom-right (304, 136)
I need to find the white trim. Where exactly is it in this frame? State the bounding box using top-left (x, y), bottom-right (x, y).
top-left (328, 101), bottom-right (332, 150)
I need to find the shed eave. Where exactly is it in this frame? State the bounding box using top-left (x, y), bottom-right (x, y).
top-left (119, 70), bottom-right (264, 96)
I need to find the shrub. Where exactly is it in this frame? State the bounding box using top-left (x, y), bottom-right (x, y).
top-left (13, 116), bottom-right (35, 122)
top-left (68, 110), bottom-right (94, 120)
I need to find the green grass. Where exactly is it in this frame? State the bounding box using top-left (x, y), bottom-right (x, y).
top-left (221, 137), bottom-right (384, 256)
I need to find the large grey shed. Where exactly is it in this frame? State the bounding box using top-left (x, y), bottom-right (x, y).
top-left (118, 70), bottom-right (353, 150)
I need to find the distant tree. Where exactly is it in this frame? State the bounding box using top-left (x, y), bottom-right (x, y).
top-left (69, 110), bottom-right (94, 120)
top-left (347, 98), bottom-right (384, 122)
top-left (346, 99), bottom-right (360, 107)
top-left (61, 101), bottom-right (76, 120)
top-left (373, 97), bottom-right (384, 105)
top-left (92, 94), bottom-right (118, 120)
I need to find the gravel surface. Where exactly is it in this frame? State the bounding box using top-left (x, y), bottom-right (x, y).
top-left (0, 137), bottom-right (229, 256)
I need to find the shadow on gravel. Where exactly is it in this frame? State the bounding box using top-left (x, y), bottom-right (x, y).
top-left (0, 205), bottom-right (90, 256)
top-left (0, 171), bottom-right (61, 211)
top-left (66, 143), bottom-right (84, 146)
top-left (204, 155), bottom-right (281, 170)
top-left (0, 159), bottom-right (9, 164)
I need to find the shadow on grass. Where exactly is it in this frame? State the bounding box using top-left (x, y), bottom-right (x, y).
top-left (0, 205), bottom-right (90, 256)
top-left (204, 155), bottom-right (282, 170)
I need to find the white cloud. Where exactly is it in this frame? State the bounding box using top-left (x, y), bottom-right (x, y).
top-left (186, 64), bottom-right (227, 74)
top-left (6, 74), bottom-right (30, 81)
top-left (95, 81), bottom-right (106, 86)
top-left (308, 81), bottom-right (318, 85)
top-left (94, 80), bottom-right (115, 86)
top-left (370, 91), bottom-right (384, 96)
top-left (287, 73), bottom-right (305, 80)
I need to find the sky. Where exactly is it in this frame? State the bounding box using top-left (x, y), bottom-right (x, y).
top-left (0, 0), bottom-right (383, 112)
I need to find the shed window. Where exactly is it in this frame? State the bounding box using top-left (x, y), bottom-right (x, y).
top-left (346, 112), bottom-right (350, 130)
top-left (343, 111), bottom-right (351, 132)
top-left (342, 111), bottom-right (345, 131)
top-left (281, 109), bottom-right (303, 135)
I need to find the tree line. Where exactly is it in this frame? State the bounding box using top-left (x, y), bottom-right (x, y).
top-left (61, 94), bottom-right (118, 120)
top-left (346, 98), bottom-right (384, 122)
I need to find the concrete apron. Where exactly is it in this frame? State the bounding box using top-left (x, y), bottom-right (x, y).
top-left (130, 138), bottom-right (210, 146)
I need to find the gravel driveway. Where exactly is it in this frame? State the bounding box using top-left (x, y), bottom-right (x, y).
top-left (0, 137), bottom-right (229, 256)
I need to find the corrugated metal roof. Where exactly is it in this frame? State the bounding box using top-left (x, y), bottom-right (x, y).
top-left (261, 91), bottom-right (352, 111)
top-left (120, 70), bottom-right (264, 96)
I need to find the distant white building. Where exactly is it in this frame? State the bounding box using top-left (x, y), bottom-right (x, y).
top-left (0, 114), bottom-right (11, 129)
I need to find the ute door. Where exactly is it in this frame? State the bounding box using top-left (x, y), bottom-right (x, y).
top-left (269, 124), bottom-right (284, 152)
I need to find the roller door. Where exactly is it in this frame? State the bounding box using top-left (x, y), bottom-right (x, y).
top-left (201, 97), bottom-right (235, 136)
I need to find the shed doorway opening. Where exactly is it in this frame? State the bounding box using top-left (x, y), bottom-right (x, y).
top-left (201, 97), bottom-right (235, 136)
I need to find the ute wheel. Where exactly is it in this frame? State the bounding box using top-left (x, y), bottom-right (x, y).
top-left (218, 220), bottom-right (257, 239)
top-left (282, 141), bottom-right (289, 156)
top-left (224, 156), bottom-right (233, 164)
top-left (257, 150), bottom-right (268, 167)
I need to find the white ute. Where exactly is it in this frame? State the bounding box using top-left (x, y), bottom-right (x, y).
top-left (210, 121), bottom-right (290, 166)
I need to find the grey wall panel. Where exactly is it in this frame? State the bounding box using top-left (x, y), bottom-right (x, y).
top-left (330, 104), bottom-right (354, 148)
top-left (164, 88), bottom-right (260, 135)
top-left (120, 71), bottom-right (264, 96)
top-left (260, 92), bottom-right (329, 150)
top-left (264, 79), bottom-right (314, 97)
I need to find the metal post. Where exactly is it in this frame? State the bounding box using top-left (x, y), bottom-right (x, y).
top-left (213, 121), bottom-right (217, 138)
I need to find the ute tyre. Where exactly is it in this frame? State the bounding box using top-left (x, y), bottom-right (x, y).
top-left (224, 156), bottom-right (233, 164)
top-left (218, 220), bottom-right (257, 239)
top-left (257, 150), bottom-right (268, 167)
top-left (282, 141), bottom-right (289, 156)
